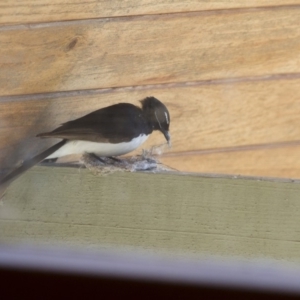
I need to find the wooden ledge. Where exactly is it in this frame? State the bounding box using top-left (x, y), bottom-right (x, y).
top-left (1, 165), bottom-right (300, 262)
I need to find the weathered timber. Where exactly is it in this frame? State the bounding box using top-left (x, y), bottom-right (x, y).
top-left (1, 166), bottom-right (300, 262)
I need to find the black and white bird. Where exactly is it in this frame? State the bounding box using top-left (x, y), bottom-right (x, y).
top-left (0, 96), bottom-right (171, 187)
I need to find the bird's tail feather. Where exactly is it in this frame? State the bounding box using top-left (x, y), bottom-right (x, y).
top-left (0, 140), bottom-right (66, 188)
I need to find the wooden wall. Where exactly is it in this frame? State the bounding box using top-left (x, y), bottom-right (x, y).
top-left (1, 1), bottom-right (300, 178)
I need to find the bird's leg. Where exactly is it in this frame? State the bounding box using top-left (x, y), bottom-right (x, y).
top-left (88, 153), bottom-right (106, 163)
top-left (108, 156), bottom-right (122, 163)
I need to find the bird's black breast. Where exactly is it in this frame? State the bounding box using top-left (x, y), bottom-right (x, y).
top-left (40, 103), bottom-right (153, 143)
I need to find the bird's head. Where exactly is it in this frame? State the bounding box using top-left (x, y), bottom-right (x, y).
top-left (141, 97), bottom-right (171, 145)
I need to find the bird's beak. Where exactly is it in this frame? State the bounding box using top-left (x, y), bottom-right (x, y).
top-left (163, 130), bottom-right (171, 147)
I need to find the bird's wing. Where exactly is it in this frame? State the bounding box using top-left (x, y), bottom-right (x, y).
top-left (37, 103), bottom-right (150, 143)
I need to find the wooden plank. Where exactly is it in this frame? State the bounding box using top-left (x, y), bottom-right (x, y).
top-left (1, 166), bottom-right (300, 262)
top-left (1, 7), bottom-right (300, 96)
top-left (1, 1), bottom-right (300, 25)
top-left (1, 77), bottom-right (300, 173)
top-left (161, 143), bottom-right (300, 178)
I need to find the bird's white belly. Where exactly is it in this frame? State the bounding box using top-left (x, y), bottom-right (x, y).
top-left (46, 134), bottom-right (149, 159)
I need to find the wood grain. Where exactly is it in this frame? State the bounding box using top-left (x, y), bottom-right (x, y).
top-left (2, 166), bottom-right (300, 262)
top-left (1, 1), bottom-right (300, 25)
top-left (1, 7), bottom-right (300, 96)
top-left (1, 77), bottom-right (300, 173)
top-left (161, 143), bottom-right (300, 178)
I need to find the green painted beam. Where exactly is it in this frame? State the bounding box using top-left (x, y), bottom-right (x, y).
top-left (1, 166), bottom-right (300, 262)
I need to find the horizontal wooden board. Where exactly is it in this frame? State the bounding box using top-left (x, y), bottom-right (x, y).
top-left (1, 166), bottom-right (300, 262)
top-left (1, 1), bottom-right (300, 25)
top-left (1, 77), bottom-right (300, 172)
top-left (1, 7), bottom-right (300, 96)
top-left (161, 143), bottom-right (300, 178)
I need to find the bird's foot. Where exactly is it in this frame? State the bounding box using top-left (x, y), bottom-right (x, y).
top-left (87, 153), bottom-right (106, 164)
top-left (108, 156), bottom-right (123, 163)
